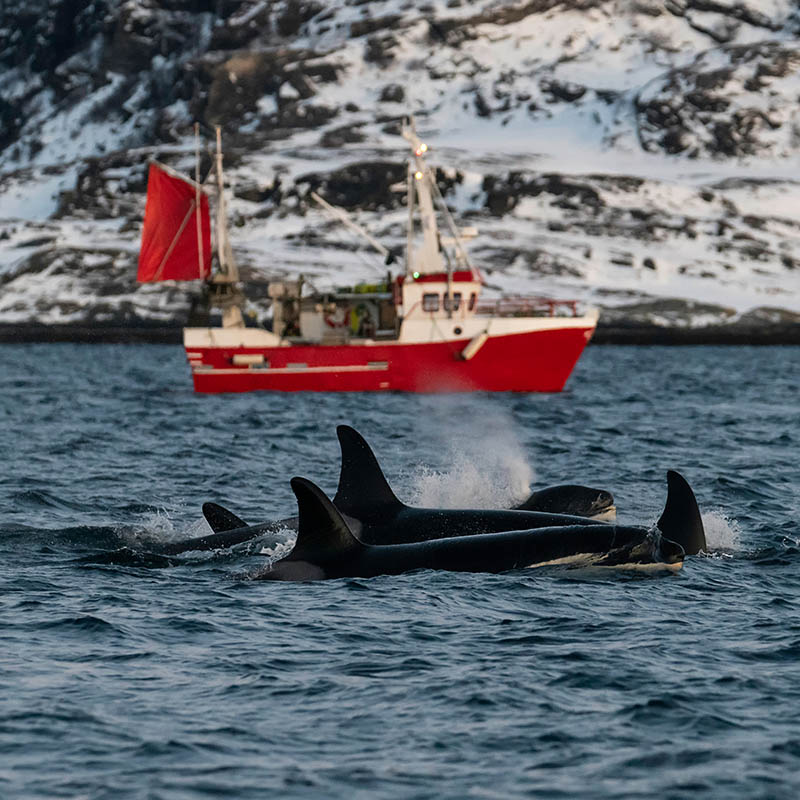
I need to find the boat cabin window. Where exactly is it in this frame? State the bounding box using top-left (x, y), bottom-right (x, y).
top-left (468, 292), bottom-right (477, 311)
top-left (444, 293), bottom-right (462, 312)
top-left (422, 293), bottom-right (440, 312)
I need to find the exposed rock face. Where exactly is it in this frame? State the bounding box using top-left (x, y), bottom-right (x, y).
top-left (296, 162), bottom-right (406, 210)
top-left (1, 0), bottom-right (110, 74)
top-left (636, 42), bottom-right (800, 158)
top-left (0, 0), bottom-right (799, 333)
top-left (482, 174), bottom-right (604, 216)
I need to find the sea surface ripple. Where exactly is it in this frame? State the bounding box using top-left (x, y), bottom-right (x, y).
top-left (1, 344), bottom-right (799, 799)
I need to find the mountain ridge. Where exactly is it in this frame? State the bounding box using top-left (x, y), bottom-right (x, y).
top-left (1, 0), bottom-right (798, 337)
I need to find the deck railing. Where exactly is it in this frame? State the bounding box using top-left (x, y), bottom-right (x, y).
top-left (474, 297), bottom-right (580, 318)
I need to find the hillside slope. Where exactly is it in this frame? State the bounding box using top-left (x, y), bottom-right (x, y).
top-left (1, 0), bottom-right (798, 337)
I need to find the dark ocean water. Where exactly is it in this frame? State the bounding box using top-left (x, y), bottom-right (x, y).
top-left (1, 343), bottom-right (799, 799)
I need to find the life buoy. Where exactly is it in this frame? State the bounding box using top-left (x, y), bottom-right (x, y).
top-left (324, 305), bottom-right (349, 328)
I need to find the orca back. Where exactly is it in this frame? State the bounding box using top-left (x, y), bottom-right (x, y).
top-left (515, 485), bottom-right (615, 517)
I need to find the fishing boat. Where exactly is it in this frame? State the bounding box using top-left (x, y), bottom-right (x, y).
top-left (137, 121), bottom-right (598, 393)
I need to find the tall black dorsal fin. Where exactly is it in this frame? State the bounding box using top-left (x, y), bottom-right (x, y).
top-left (202, 502), bottom-right (247, 533)
top-left (656, 470), bottom-right (707, 555)
top-left (332, 425), bottom-right (403, 517)
top-left (290, 477), bottom-right (364, 562)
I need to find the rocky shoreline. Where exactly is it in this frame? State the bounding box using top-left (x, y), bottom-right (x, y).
top-left (2, 321), bottom-right (798, 346)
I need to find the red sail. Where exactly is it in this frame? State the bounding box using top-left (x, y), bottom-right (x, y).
top-left (137, 162), bottom-right (212, 282)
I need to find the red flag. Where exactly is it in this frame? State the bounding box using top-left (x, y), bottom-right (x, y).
top-left (137, 162), bottom-right (211, 282)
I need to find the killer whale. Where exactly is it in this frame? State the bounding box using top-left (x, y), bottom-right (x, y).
top-left (192, 481), bottom-right (602, 556)
top-left (159, 426), bottom-right (610, 555)
top-left (332, 425), bottom-right (614, 545)
top-left (334, 424), bottom-right (616, 520)
top-left (157, 508), bottom-right (293, 555)
top-left (153, 427), bottom-right (704, 557)
top-left (71, 504), bottom-right (293, 566)
top-left (195, 483), bottom-right (614, 550)
top-left (79, 467), bottom-right (705, 566)
top-left (256, 476), bottom-right (685, 581)
top-left (147, 504), bottom-right (297, 555)
top-left (74, 504), bottom-right (295, 563)
top-left (78, 467), bottom-right (703, 571)
top-left (514, 485), bottom-right (616, 520)
top-left (332, 426), bottom-right (705, 554)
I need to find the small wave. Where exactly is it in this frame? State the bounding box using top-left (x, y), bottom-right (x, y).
top-left (0, 524), bottom-right (134, 550)
top-left (1, 509), bottom-right (211, 554)
top-left (160, 618), bottom-right (219, 634)
top-left (74, 548), bottom-right (179, 568)
top-left (747, 541), bottom-right (800, 565)
top-left (235, 563), bottom-right (275, 581)
top-left (134, 739), bottom-right (197, 758)
top-left (37, 615), bottom-right (122, 634)
top-left (9, 489), bottom-right (86, 511)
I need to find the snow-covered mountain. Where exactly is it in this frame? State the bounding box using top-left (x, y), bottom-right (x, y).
top-left (1, 0), bottom-right (799, 337)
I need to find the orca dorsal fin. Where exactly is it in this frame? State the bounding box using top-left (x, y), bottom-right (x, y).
top-left (332, 425), bottom-right (403, 517)
top-left (656, 470), bottom-right (707, 555)
top-left (290, 477), bottom-right (364, 562)
top-left (202, 502), bottom-right (247, 533)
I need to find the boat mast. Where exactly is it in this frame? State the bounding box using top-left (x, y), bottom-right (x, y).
top-left (402, 118), bottom-right (446, 281)
top-left (209, 126), bottom-right (243, 328)
top-left (402, 117), bottom-right (471, 317)
top-left (401, 117), bottom-right (481, 286)
top-left (406, 160), bottom-right (415, 277)
top-left (194, 124), bottom-right (204, 280)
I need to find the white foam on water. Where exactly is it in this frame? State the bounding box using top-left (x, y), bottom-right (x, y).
top-left (408, 404), bottom-right (535, 509)
top-left (115, 509), bottom-right (174, 543)
top-left (116, 510), bottom-right (211, 548)
top-left (259, 536), bottom-right (295, 563)
top-left (701, 510), bottom-right (742, 553)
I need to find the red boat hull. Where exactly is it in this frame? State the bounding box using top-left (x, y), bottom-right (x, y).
top-left (187, 324), bottom-right (595, 393)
